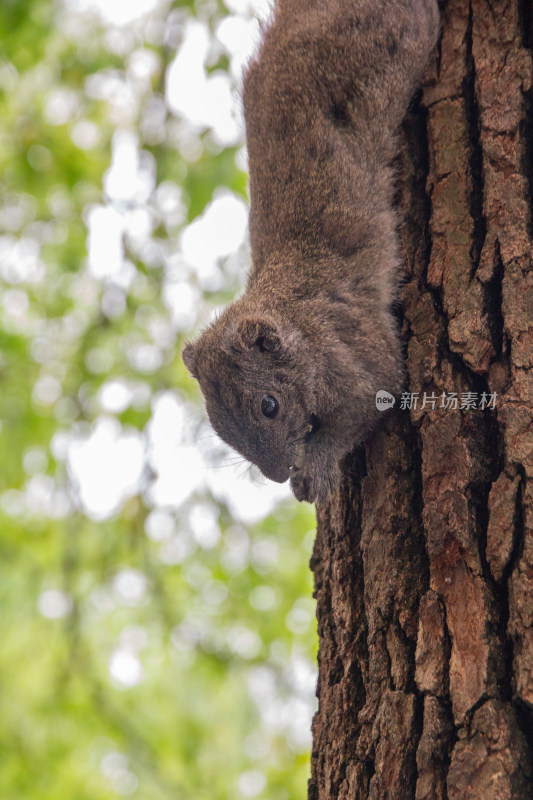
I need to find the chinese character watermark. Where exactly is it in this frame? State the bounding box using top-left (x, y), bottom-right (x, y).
top-left (376, 390), bottom-right (497, 412)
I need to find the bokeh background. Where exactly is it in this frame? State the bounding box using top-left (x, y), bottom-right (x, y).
top-left (0, 0), bottom-right (318, 797)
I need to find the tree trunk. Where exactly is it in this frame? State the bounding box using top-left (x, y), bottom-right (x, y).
top-left (308, 1), bottom-right (533, 798)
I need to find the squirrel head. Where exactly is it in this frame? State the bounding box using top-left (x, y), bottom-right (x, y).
top-left (183, 310), bottom-right (319, 486)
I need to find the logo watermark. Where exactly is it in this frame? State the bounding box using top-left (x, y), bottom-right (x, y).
top-left (375, 390), bottom-right (498, 412)
top-left (375, 390), bottom-right (396, 411)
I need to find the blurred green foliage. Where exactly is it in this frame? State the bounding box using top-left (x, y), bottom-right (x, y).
top-left (0, 1), bottom-right (317, 798)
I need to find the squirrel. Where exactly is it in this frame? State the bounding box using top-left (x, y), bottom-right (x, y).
top-left (183, 0), bottom-right (441, 503)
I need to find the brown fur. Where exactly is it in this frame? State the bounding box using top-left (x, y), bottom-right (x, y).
top-left (183, 0), bottom-right (440, 503)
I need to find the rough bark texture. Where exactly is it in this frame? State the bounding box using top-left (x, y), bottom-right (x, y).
top-left (309, 1), bottom-right (533, 798)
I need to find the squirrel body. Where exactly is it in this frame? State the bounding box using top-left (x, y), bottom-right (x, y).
top-left (183, 0), bottom-right (440, 503)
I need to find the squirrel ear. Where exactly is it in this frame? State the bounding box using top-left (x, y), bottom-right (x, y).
top-left (235, 318), bottom-right (282, 352)
top-left (182, 342), bottom-right (198, 377)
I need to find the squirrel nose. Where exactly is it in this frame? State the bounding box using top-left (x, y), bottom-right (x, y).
top-left (260, 462), bottom-right (290, 483)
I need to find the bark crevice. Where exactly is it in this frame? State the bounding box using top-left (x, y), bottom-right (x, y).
top-left (483, 239), bottom-right (505, 359)
top-left (518, 0), bottom-right (533, 233)
top-left (464, 1), bottom-right (487, 277)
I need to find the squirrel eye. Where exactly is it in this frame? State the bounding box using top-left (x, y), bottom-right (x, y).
top-left (261, 394), bottom-right (279, 419)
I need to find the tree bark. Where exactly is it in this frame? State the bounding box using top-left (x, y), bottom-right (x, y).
top-left (308, 1), bottom-right (533, 798)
